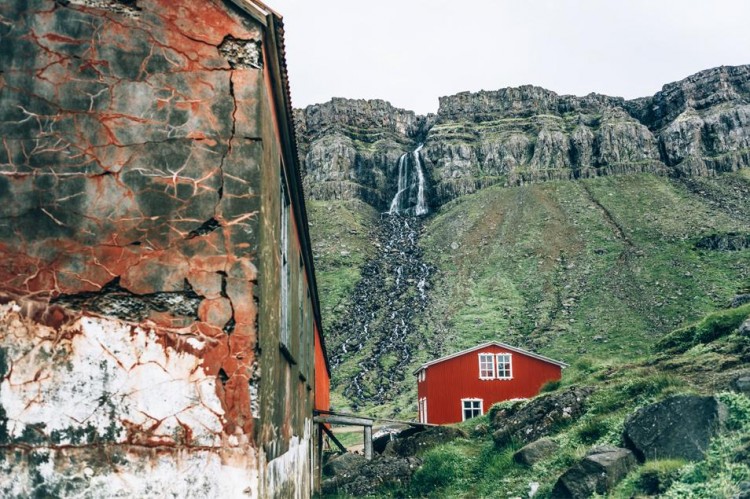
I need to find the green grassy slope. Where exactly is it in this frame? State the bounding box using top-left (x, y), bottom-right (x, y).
top-left (309, 172), bottom-right (750, 417)
top-left (388, 303), bottom-right (750, 498)
top-left (422, 173), bottom-right (750, 363)
top-left (308, 198), bottom-right (379, 323)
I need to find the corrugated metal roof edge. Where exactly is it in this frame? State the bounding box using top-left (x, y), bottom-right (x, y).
top-left (413, 341), bottom-right (569, 375)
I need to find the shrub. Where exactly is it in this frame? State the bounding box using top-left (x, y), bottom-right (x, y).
top-left (573, 357), bottom-right (597, 373)
top-left (575, 416), bottom-right (610, 444)
top-left (486, 399), bottom-right (526, 422)
top-left (622, 372), bottom-right (684, 400)
top-left (540, 379), bottom-right (562, 393)
top-left (410, 445), bottom-right (470, 495)
top-left (657, 304), bottom-right (750, 353)
top-left (636, 459), bottom-right (687, 495)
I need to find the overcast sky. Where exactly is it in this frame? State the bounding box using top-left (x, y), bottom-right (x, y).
top-left (269, 0), bottom-right (750, 115)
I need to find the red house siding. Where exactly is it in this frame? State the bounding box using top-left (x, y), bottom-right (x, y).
top-left (314, 326), bottom-right (330, 412)
top-left (417, 344), bottom-right (562, 425)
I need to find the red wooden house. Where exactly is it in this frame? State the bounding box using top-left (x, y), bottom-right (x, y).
top-left (414, 342), bottom-right (567, 425)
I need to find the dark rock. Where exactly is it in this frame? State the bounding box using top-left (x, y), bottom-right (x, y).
top-left (373, 426), bottom-right (412, 454)
top-left (321, 456), bottom-right (422, 496)
top-left (390, 426), bottom-right (467, 458)
top-left (322, 452), bottom-right (367, 478)
top-left (736, 482), bottom-right (750, 499)
top-left (551, 447), bottom-right (637, 498)
top-left (734, 437), bottom-right (750, 464)
top-left (731, 294), bottom-right (750, 308)
top-left (739, 319), bottom-right (750, 337)
top-left (623, 395), bottom-right (727, 462)
top-left (695, 233), bottom-right (750, 252)
top-left (732, 376), bottom-right (750, 394)
top-left (491, 387), bottom-right (593, 446)
top-left (513, 437), bottom-right (559, 466)
top-left (585, 444), bottom-right (621, 456)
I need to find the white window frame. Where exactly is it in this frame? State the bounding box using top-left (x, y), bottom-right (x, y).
top-left (461, 398), bottom-right (483, 421)
top-left (478, 353), bottom-right (495, 379)
top-left (418, 369), bottom-right (426, 382)
top-left (496, 353), bottom-right (513, 379)
top-left (419, 397), bottom-right (428, 424)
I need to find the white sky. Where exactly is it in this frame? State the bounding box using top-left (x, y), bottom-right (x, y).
top-left (269, 0), bottom-right (750, 115)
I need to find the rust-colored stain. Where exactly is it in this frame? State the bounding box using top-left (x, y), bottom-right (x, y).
top-left (0, 0), bottom-right (266, 441)
top-left (0, 0), bottom-right (321, 495)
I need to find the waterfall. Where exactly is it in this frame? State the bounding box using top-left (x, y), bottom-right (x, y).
top-left (329, 214), bottom-right (435, 408)
top-left (413, 144), bottom-right (428, 216)
top-left (389, 143), bottom-right (428, 216)
top-left (329, 146), bottom-right (433, 409)
top-left (388, 153), bottom-right (409, 214)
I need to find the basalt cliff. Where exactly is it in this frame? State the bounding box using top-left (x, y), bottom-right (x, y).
top-left (297, 64), bottom-right (750, 211)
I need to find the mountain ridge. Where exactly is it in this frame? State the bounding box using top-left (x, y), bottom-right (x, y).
top-left (296, 64), bottom-right (750, 210)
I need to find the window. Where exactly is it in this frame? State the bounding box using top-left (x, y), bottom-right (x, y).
top-left (280, 179), bottom-right (293, 361)
top-left (496, 353), bottom-right (512, 379)
top-left (462, 399), bottom-right (483, 421)
top-left (419, 397), bottom-right (428, 424)
top-left (418, 369), bottom-right (426, 382)
top-left (478, 353), bottom-right (495, 379)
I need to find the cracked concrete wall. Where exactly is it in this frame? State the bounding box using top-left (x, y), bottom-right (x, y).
top-left (0, 0), bottom-right (317, 497)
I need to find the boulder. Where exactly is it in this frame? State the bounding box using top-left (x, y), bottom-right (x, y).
top-left (373, 426), bottom-right (413, 455)
top-left (513, 438), bottom-right (560, 466)
top-left (739, 318), bottom-right (750, 337)
top-left (731, 294), bottom-right (750, 308)
top-left (623, 395), bottom-right (727, 462)
top-left (732, 376), bottom-right (750, 394)
top-left (551, 447), bottom-right (637, 498)
top-left (321, 456), bottom-right (422, 496)
top-left (390, 426), bottom-right (467, 457)
top-left (491, 387), bottom-right (593, 446)
top-left (322, 452), bottom-right (367, 478)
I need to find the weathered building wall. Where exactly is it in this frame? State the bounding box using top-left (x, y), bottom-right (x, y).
top-left (0, 0), bottom-right (322, 496)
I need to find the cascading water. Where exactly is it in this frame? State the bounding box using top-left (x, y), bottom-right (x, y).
top-left (328, 144), bottom-right (435, 412)
top-left (389, 144), bottom-right (428, 216)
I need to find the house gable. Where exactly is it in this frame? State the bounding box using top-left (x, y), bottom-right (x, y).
top-left (414, 341), bottom-right (568, 376)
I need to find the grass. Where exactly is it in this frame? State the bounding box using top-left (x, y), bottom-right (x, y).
top-left (656, 302), bottom-right (750, 353)
top-left (309, 170), bottom-right (750, 418)
top-left (349, 316), bottom-right (750, 498)
top-left (423, 174), bottom-right (750, 368)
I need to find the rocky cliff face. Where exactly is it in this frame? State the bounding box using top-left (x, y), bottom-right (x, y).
top-left (295, 98), bottom-right (433, 208)
top-left (298, 65), bottom-right (750, 208)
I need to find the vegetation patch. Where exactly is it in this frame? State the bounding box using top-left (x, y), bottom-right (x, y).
top-left (657, 303), bottom-right (750, 353)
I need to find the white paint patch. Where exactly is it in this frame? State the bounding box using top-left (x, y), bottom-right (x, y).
top-left (263, 418), bottom-right (312, 499)
top-left (0, 447), bottom-right (260, 498)
top-left (0, 303), bottom-right (224, 446)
